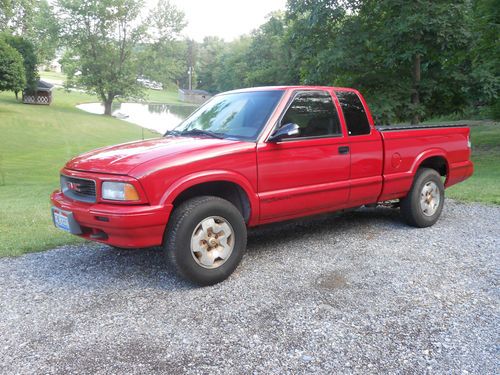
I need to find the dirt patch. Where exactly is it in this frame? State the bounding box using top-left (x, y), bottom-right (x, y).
top-left (315, 271), bottom-right (348, 290)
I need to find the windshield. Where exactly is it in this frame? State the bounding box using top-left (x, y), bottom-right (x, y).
top-left (170, 90), bottom-right (284, 141)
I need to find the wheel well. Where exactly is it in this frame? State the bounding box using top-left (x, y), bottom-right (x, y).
top-left (172, 181), bottom-right (251, 223)
top-left (419, 156), bottom-right (448, 177)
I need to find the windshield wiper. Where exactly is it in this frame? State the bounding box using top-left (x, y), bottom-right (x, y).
top-left (180, 129), bottom-right (225, 139)
top-left (164, 130), bottom-right (182, 137)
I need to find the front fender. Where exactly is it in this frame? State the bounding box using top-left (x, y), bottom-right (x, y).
top-left (159, 170), bottom-right (260, 225)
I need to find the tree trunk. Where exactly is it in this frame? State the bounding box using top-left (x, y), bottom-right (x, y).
top-left (15, 91), bottom-right (19, 101)
top-left (104, 97), bottom-right (114, 116)
top-left (411, 53), bottom-right (421, 125)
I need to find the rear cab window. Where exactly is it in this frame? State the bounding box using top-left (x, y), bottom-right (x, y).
top-left (335, 91), bottom-right (371, 136)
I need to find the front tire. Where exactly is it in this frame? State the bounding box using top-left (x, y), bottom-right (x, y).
top-left (400, 168), bottom-right (445, 228)
top-left (164, 196), bottom-right (247, 286)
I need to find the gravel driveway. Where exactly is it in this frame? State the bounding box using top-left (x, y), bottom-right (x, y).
top-left (0, 201), bottom-right (498, 374)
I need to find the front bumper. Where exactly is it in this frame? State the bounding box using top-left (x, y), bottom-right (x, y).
top-left (50, 190), bottom-right (172, 248)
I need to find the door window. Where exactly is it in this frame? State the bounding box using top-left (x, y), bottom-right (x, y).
top-left (335, 91), bottom-right (371, 136)
top-left (279, 91), bottom-right (341, 139)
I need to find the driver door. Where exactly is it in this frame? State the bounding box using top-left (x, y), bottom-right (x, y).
top-left (257, 90), bottom-right (351, 223)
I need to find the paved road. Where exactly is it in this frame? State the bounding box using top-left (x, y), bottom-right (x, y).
top-left (1, 201), bottom-right (499, 374)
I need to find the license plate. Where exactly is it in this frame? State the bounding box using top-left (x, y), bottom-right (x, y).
top-left (53, 208), bottom-right (71, 232)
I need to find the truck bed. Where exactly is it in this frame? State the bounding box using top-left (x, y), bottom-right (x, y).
top-left (375, 124), bottom-right (472, 202)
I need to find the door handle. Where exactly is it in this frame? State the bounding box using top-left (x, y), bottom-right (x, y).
top-left (338, 146), bottom-right (350, 154)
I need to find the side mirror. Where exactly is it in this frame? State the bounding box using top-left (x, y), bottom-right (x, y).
top-left (268, 123), bottom-right (300, 142)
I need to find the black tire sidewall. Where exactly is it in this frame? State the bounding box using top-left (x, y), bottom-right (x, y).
top-left (167, 197), bottom-right (247, 285)
top-left (405, 169), bottom-right (445, 227)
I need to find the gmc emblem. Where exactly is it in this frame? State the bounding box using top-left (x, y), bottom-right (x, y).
top-left (66, 182), bottom-right (81, 192)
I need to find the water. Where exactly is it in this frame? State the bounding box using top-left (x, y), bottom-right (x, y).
top-left (76, 102), bottom-right (198, 134)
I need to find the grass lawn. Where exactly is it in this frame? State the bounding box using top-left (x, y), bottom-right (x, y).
top-left (0, 89), bottom-right (158, 257)
top-left (39, 70), bottom-right (66, 84)
top-left (446, 121), bottom-right (500, 204)
top-left (143, 88), bottom-right (185, 104)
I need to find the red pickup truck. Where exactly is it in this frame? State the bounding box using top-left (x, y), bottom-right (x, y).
top-left (51, 86), bottom-right (473, 285)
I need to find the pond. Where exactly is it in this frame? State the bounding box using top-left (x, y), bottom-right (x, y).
top-left (76, 102), bottom-right (199, 134)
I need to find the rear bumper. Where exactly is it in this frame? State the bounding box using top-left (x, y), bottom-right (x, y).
top-left (50, 190), bottom-right (172, 248)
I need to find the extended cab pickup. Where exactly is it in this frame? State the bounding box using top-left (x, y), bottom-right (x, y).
top-left (51, 86), bottom-right (473, 285)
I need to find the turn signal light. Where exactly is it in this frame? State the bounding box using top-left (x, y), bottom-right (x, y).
top-left (124, 183), bottom-right (140, 201)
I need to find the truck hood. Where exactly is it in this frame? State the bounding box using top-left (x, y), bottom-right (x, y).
top-left (65, 136), bottom-right (249, 176)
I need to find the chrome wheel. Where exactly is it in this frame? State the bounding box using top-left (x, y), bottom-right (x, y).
top-left (420, 181), bottom-right (441, 216)
top-left (190, 216), bottom-right (234, 269)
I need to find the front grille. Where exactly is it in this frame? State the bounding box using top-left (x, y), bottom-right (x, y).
top-left (61, 175), bottom-right (96, 203)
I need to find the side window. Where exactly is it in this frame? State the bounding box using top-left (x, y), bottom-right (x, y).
top-left (280, 91), bottom-right (341, 139)
top-left (335, 91), bottom-right (371, 136)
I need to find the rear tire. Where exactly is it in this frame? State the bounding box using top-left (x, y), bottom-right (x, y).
top-left (164, 196), bottom-right (247, 286)
top-left (400, 168), bottom-right (444, 228)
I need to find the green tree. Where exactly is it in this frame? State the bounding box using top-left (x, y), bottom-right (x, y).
top-left (1, 0), bottom-right (60, 64)
top-left (137, 0), bottom-right (187, 89)
top-left (0, 0), bottom-right (35, 34)
top-left (0, 0), bottom-right (15, 30)
top-left (244, 12), bottom-right (298, 87)
top-left (58, 0), bottom-right (147, 115)
top-left (213, 36), bottom-right (251, 92)
top-left (32, 0), bottom-right (60, 65)
top-left (362, 0), bottom-right (472, 123)
top-left (286, 0), bottom-right (349, 85)
top-left (286, 0), bottom-right (473, 124)
top-left (0, 38), bottom-right (26, 96)
top-left (196, 13), bottom-right (299, 93)
top-left (468, 0), bottom-right (499, 118)
top-left (137, 40), bottom-right (186, 89)
top-left (197, 36), bottom-right (226, 92)
top-left (148, 0), bottom-right (186, 41)
top-left (2, 33), bottom-right (38, 99)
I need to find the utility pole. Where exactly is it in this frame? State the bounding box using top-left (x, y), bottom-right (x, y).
top-left (188, 66), bottom-right (192, 91)
top-left (187, 39), bottom-right (196, 91)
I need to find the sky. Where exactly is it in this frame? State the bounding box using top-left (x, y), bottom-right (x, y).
top-left (151, 0), bottom-right (287, 42)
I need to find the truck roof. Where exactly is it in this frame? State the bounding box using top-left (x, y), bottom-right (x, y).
top-left (222, 85), bottom-right (357, 95)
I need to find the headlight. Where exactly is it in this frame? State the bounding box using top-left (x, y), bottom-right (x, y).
top-left (102, 181), bottom-right (140, 201)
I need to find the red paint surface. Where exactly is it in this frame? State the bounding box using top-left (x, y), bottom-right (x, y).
top-left (50, 86), bottom-right (473, 248)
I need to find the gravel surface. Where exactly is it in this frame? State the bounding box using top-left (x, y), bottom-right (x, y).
top-left (0, 200), bottom-right (499, 374)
